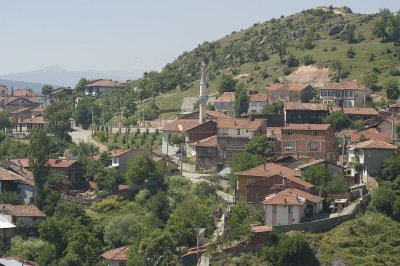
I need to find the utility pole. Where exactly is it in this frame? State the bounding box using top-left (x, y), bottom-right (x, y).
top-left (180, 141), bottom-right (183, 176)
top-left (91, 104), bottom-right (94, 135)
top-left (341, 136), bottom-right (345, 166)
top-left (196, 227), bottom-right (200, 264)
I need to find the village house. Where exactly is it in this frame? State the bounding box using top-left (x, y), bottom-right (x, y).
top-left (266, 84), bottom-right (316, 103)
top-left (248, 93), bottom-right (268, 114)
top-left (191, 135), bottom-right (218, 170)
top-left (30, 106), bottom-right (46, 117)
top-left (0, 204), bottom-right (46, 226)
top-left (0, 162), bottom-right (35, 204)
top-left (84, 79), bottom-right (122, 96)
top-left (236, 163), bottom-right (314, 203)
top-left (347, 140), bottom-right (397, 183)
top-left (4, 97), bottom-right (41, 113)
top-left (50, 87), bottom-right (72, 101)
top-left (0, 215), bottom-right (16, 244)
top-left (329, 107), bottom-right (379, 121)
top-left (319, 81), bottom-right (371, 108)
top-left (101, 246), bottom-right (128, 266)
top-left (262, 188), bottom-right (324, 226)
top-left (284, 102), bottom-right (329, 124)
top-left (15, 115), bottom-right (47, 133)
top-left (11, 108), bottom-right (32, 121)
top-left (215, 92), bottom-right (235, 115)
top-left (280, 124), bottom-right (337, 162)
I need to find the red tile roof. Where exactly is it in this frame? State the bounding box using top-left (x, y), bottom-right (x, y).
top-left (348, 139), bottom-right (397, 150)
top-left (47, 159), bottom-right (78, 168)
top-left (162, 119), bottom-right (212, 132)
top-left (12, 89), bottom-right (39, 97)
top-left (191, 135), bottom-right (217, 147)
top-left (330, 107), bottom-right (379, 116)
top-left (236, 163), bottom-right (313, 189)
top-left (110, 149), bottom-right (133, 157)
top-left (249, 94), bottom-right (268, 102)
top-left (0, 204), bottom-right (46, 217)
top-left (31, 106), bottom-right (46, 112)
top-left (262, 188), bottom-right (323, 205)
top-left (86, 79), bottom-right (122, 88)
top-left (323, 81), bottom-right (366, 91)
top-left (0, 165), bottom-right (34, 186)
top-left (284, 102), bottom-right (328, 111)
top-left (266, 127), bottom-right (282, 141)
top-left (283, 123), bottom-right (332, 131)
top-left (206, 111), bottom-right (231, 119)
top-left (19, 115), bottom-right (47, 125)
top-left (11, 108), bottom-right (30, 114)
top-left (287, 188), bottom-right (324, 203)
top-left (266, 84), bottom-right (311, 92)
top-left (350, 130), bottom-right (392, 143)
top-left (217, 118), bottom-right (264, 131)
top-left (215, 92), bottom-right (235, 103)
top-left (296, 159), bottom-right (325, 170)
top-left (101, 246), bottom-right (129, 261)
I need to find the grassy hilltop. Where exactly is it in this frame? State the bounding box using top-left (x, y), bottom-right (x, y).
top-left (131, 7), bottom-right (400, 115)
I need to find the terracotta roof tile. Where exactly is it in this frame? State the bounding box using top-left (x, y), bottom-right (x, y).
top-left (236, 163), bottom-right (313, 189)
top-left (283, 124), bottom-right (332, 131)
top-left (31, 106), bottom-right (46, 112)
top-left (266, 127), bottom-right (282, 141)
top-left (330, 107), bottom-right (379, 116)
top-left (0, 204), bottom-right (46, 217)
top-left (19, 115), bottom-right (47, 125)
top-left (262, 188), bottom-right (323, 205)
top-left (296, 159), bottom-right (326, 170)
top-left (11, 108), bottom-right (31, 114)
top-left (206, 111), bottom-right (231, 119)
top-left (47, 159), bottom-right (78, 168)
top-left (86, 80), bottom-right (122, 88)
top-left (284, 102), bottom-right (328, 111)
top-left (101, 246), bottom-right (129, 261)
top-left (217, 118), bottom-right (264, 131)
top-left (0, 167), bottom-right (34, 186)
top-left (323, 81), bottom-right (366, 91)
top-left (191, 135), bottom-right (217, 147)
top-left (286, 188), bottom-right (324, 203)
top-left (350, 130), bottom-right (392, 143)
top-left (215, 92), bottom-right (235, 103)
top-left (348, 139), bottom-right (397, 150)
top-left (249, 94), bottom-right (268, 102)
top-left (162, 119), bottom-right (213, 132)
top-left (110, 149), bottom-right (133, 157)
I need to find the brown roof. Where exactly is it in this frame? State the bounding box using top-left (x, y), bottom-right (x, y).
top-left (266, 127), bottom-right (282, 141)
top-left (266, 84), bottom-right (311, 92)
top-left (217, 118), bottom-right (264, 131)
top-left (286, 188), bottom-right (324, 203)
top-left (162, 119), bottom-right (213, 132)
top-left (31, 106), bottom-right (46, 112)
top-left (283, 124), bottom-right (332, 131)
top-left (348, 139), bottom-right (397, 150)
top-left (350, 130), bottom-right (392, 143)
top-left (12, 89), bottom-right (39, 97)
top-left (215, 92), bottom-right (235, 103)
top-left (19, 115), bottom-right (47, 125)
top-left (11, 108), bottom-right (31, 114)
top-left (206, 111), bottom-right (231, 119)
top-left (284, 102), bottom-right (328, 111)
top-left (110, 149), bottom-right (133, 157)
top-left (323, 81), bottom-right (366, 91)
top-left (47, 159), bottom-right (78, 168)
top-left (5, 97), bottom-right (35, 105)
top-left (101, 246), bottom-right (129, 261)
top-left (330, 107), bottom-right (379, 116)
top-left (10, 159), bottom-right (29, 168)
top-left (0, 167), bottom-right (34, 186)
top-left (85, 79), bottom-right (122, 88)
top-left (262, 188), bottom-right (323, 205)
top-left (191, 135), bottom-right (217, 147)
top-left (249, 94), bottom-right (268, 102)
top-left (0, 204), bottom-right (46, 217)
top-left (236, 163), bottom-right (313, 189)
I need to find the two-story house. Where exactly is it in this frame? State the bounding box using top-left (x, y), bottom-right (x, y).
top-left (347, 140), bottom-right (397, 183)
top-left (84, 79), bottom-right (122, 96)
top-left (266, 84), bottom-right (316, 103)
top-left (284, 102), bottom-right (329, 124)
top-left (319, 81), bottom-right (371, 108)
top-left (110, 149), bottom-right (151, 174)
top-left (0, 162), bottom-right (35, 204)
top-left (215, 92), bottom-right (235, 115)
top-left (248, 94), bottom-right (268, 114)
top-left (0, 204), bottom-right (46, 226)
top-left (329, 107), bottom-right (379, 121)
top-left (280, 124), bottom-right (337, 162)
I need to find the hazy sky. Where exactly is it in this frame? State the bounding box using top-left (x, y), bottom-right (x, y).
top-left (1, 0), bottom-right (400, 75)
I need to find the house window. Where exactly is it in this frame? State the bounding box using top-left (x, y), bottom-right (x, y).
top-left (272, 205), bottom-right (277, 213)
top-left (344, 90), bottom-right (348, 97)
top-left (349, 90), bottom-right (354, 97)
top-left (309, 141), bottom-right (318, 150)
top-left (312, 131), bottom-right (318, 136)
top-left (247, 178), bottom-right (255, 185)
top-left (227, 151), bottom-right (233, 159)
top-left (285, 141), bottom-right (294, 149)
top-left (237, 129), bottom-right (240, 135)
top-left (287, 131), bottom-right (293, 136)
top-left (288, 206), bottom-right (292, 214)
top-left (328, 90), bottom-right (334, 96)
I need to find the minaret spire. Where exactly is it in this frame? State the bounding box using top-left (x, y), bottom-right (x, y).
top-left (199, 68), bottom-right (208, 124)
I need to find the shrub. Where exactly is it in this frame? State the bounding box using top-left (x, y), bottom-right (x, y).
top-left (371, 186), bottom-right (396, 216)
top-left (283, 67), bottom-right (292, 76)
top-left (346, 47), bottom-right (356, 58)
top-left (303, 54), bottom-right (316, 66)
top-left (331, 46), bottom-right (337, 51)
top-left (92, 197), bottom-right (123, 213)
top-left (389, 68), bottom-right (400, 76)
top-left (286, 54), bottom-right (299, 68)
top-left (0, 192), bottom-right (22, 204)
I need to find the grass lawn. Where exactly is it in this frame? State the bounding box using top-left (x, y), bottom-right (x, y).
top-left (92, 131), bottom-right (162, 152)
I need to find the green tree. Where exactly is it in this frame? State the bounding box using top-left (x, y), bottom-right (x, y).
top-left (42, 84), bottom-right (53, 105)
top-left (42, 172), bottom-right (69, 215)
top-left (99, 151), bottom-right (111, 166)
top-left (302, 164), bottom-right (329, 194)
top-left (245, 135), bottom-right (275, 157)
top-left (234, 84), bottom-right (249, 117)
top-left (323, 111), bottom-right (352, 131)
top-left (125, 153), bottom-right (159, 185)
top-left (74, 97), bottom-right (96, 129)
top-left (0, 110), bottom-right (11, 132)
top-left (330, 60), bottom-right (346, 82)
top-left (372, 9), bottom-right (392, 41)
top-left (362, 72), bottom-right (379, 91)
top-left (384, 78), bottom-right (399, 100)
top-left (9, 236), bottom-right (57, 265)
top-left (218, 74), bottom-right (236, 94)
top-left (371, 186), bottom-right (396, 216)
top-left (28, 128), bottom-right (51, 208)
top-left (381, 155), bottom-right (400, 181)
top-left (261, 101), bottom-right (283, 115)
top-left (0, 192), bottom-right (22, 204)
top-left (94, 168), bottom-right (121, 192)
top-left (286, 53), bottom-right (299, 67)
top-left (230, 152), bottom-right (266, 173)
top-left (73, 78), bottom-right (87, 93)
top-left (43, 99), bottom-right (72, 140)
top-left (268, 24), bottom-right (288, 63)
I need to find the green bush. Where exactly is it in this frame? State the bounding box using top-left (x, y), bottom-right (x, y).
top-left (92, 197), bottom-right (123, 213)
top-left (303, 54), bottom-right (316, 66)
top-left (0, 192), bottom-right (22, 204)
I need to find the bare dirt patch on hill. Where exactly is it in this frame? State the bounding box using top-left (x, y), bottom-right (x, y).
top-left (284, 66), bottom-right (330, 87)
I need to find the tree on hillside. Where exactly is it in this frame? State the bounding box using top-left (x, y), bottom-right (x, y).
top-left (362, 72), bottom-right (379, 91)
top-left (302, 164), bottom-right (329, 194)
top-left (384, 78), bottom-right (399, 100)
top-left (329, 60), bottom-right (347, 82)
top-left (28, 128), bottom-right (51, 208)
top-left (74, 97), bottom-right (98, 129)
top-left (124, 153), bottom-right (159, 185)
top-left (73, 78), bottom-right (87, 94)
top-left (373, 9), bottom-right (393, 42)
top-left (260, 101), bottom-right (283, 115)
top-left (245, 135), bottom-right (275, 158)
top-left (230, 152), bottom-right (266, 173)
top-left (323, 111), bottom-right (351, 131)
top-left (44, 100), bottom-right (72, 140)
top-left (218, 74), bottom-right (236, 94)
top-left (371, 186), bottom-right (396, 216)
top-left (381, 155), bottom-right (400, 181)
top-left (234, 84), bottom-right (249, 117)
top-left (42, 85), bottom-right (53, 105)
top-left (94, 168), bottom-right (121, 193)
top-left (268, 24), bottom-right (288, 63)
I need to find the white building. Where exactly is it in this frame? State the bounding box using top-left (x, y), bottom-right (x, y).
top-left (262, 188), bottom-right (323, 226)
top-left (248, 94), bottom-right (268, 114)
top-left (84, 79), bottom-right (122, 96)
top-left (319, 81), bottom-right (371, 108)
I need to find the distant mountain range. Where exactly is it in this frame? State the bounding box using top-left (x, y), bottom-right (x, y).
top-left (0, 66), bottom-right (143, 90)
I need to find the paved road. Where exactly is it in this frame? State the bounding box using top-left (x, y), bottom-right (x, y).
top-left (70, 126), bottom-right (92, 144)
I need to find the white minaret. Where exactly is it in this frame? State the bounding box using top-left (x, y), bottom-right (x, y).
top-left (199, 70), bottom-right (208, 123)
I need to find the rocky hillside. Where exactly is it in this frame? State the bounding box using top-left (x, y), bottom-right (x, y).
top-left (131, 7), bottom-right (400, 115)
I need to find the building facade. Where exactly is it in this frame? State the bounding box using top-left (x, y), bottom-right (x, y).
top-left (284, 102), bottom-right (329, 124)
top-left (215, 92), bottom-right (235, 115)
top-left (319, 81), bottom-right (371, 108)
top-left (266, 84), bottom-right (316, 103)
